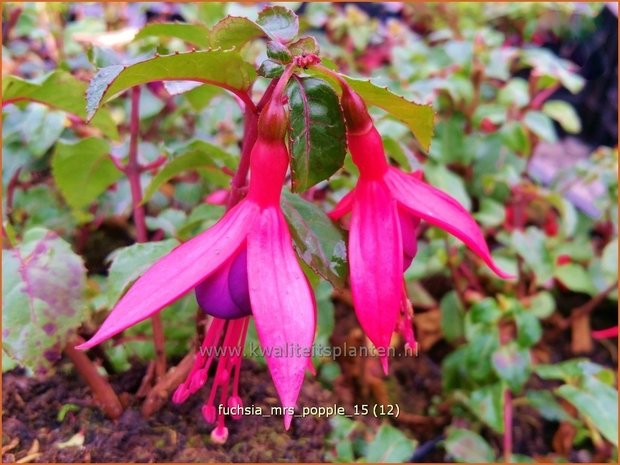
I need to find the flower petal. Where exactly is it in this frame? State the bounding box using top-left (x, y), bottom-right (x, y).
top-left (349, 179), bottom-right (402, 361)
top-left (77, 201), bottom-right (259, 349)
top-left (329, 189), bottom-right (355, 220)
top-left (247, 207), bottom-right (316, 429)
top-left (385, 168), bottom-right (513, 279)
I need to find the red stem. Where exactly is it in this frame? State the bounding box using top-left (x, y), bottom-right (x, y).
top-left (64, 339), bottom-right (123, 419)
top-left (126, 86), bottom-right (167, 380)
top-left (503, 389), bottom-right (513, 462)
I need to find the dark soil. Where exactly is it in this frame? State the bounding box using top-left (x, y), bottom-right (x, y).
top-left (2, 361), bottom-right (332, 463)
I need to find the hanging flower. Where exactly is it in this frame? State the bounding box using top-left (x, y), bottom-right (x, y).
top-left (77, 91), bottom-right (316, 437)
top-left (330, 86), bottom-right (512, 370)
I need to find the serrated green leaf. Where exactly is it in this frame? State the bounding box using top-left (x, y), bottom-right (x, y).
top-left (445, 428), bottom-right (495, 463)
top-left (287, 77), bottom-right (346, 192)
top-left (258, 59), bottom-right (285, 78)
top-left (281, 191), bottom-right (348, 288)
top-left (210, 16), bottom-right (266, 49)
top-left (51, 138), bottom-right (121, 212)
top-left (266, 40), bottom-right (292, 63)
top-left (365, 424), bottom-right (416, 463)
top-left (345, 78), bottom-right (434, 151)
top-left (257, 6), bottom-right (299, 43)
top-left (3, 72), bottom-right (118, 139)
top-left (309, 69), bottom-right (435, 151)
top-left (288, 36), bottom-right (319, 56)
top-left (86, 50), bottom-right (256, 120)
top-left (106, 240), bottom-right (179, 306)
top-left (542, 100), bottom-right (581, 134)
top-left (2, 228), bottom-right (87, 372)
top-left (134, 22), bottom-right (211, 48)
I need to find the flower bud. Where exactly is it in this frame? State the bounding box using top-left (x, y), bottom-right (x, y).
top-left (341, 87), bottom-right (373, 134)
top-left (257, 97), bottom-right (288, 142)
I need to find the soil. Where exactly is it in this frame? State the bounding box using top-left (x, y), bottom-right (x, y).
top-left (2, 361), bottom-right (332, 463)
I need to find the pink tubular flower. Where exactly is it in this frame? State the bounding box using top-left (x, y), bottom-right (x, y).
top-left (77, 95), bottom-right (316, 435)
top-left (331, 87), bottom-right (512, 370)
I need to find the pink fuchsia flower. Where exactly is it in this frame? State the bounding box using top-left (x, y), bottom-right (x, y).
top-left (330, 87), bottom-right (512, 370)
top-left (77, 95), bottom-right (316, 434)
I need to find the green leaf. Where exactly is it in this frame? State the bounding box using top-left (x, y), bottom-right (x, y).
top-left (142, 142), bottom-right (235, 203)
top-left (498, 78), bottom-right (530, 108)
top-left (288, 36), bottom-right (319, 56)
top-left (500, 121), bottom-right (530, 155)
top-left (365, 424), bottom-right (416, 463)
top-left (492, 343), bottom-right (531, 393)
top-left (134, 22), bottom-right (211, 48)
top-left (257, 6), bottom-right (299, 43)
top-left (514, 310), bottom-right (542, 347)
top-left (440, 290), bottom-right (465, 343)
top-left (554, 263), bottom-right (597, 295)
top-left (2, 228), bottom-right (87, 371)
top-left (210, 16), bottom-right (266, 49)
top-left (424, 163), bottom-right (472, 211)
top-left (444, 428), bottom-right (495, 463)
top-left (287, 77), bottom-right (347, 192)
top-left (464, 384), bottom-right (505, 433)
top-left (525, 390), bottom-right (574, 423)
top-left (3, 72), bottom-right (118, 139)
top-left (557, 377), bottom-right (618, 446)
top-left (258, 59), bottom-right (285, 78)
top-left (106, 240), bottom-right (179, 306)
top-left (51, 138), bottom-right (122, 212)
top-left (309, 69), bottom-right (435, 151)
top-left (266, 40), bottom-right (292, 63)
top-left (523, 110), bottom-right (557, 143)
top-left (542, 100), bottom-right (581, 134)
top-left (344, 78), bottom-right (434, 151)
top-left (86, 50), bottom-right (256, 120)
top-left (526, 291), bottom-right (555, 319)
top-left (474, 198), bottom-right (506, 228)
top-left (281, 191), bottom-right (348, 288)
top-left (601, 239), bottom-right (618, 282)
top-left (511, 227), bottom-right (554, 285)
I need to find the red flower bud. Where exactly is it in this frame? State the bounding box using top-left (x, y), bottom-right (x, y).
top-left (257, 96), bottom-right (288, 142)
top-left (341, 86), bottom-right (373, 134)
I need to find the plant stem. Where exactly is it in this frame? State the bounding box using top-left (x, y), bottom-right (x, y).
top-left (126, 86), bottom-right (167, 380)
top-left (64, 338), bottom-right (123, 419)
top-left (503, 388), bottom-right (512, 463)
top-left (226, 107), bottom-right (258, 209)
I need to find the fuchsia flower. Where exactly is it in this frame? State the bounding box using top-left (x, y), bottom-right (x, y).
top-left (330, 87), bottom-right (512, 370)
top-left (77, 95), bottom-right (316, 437)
